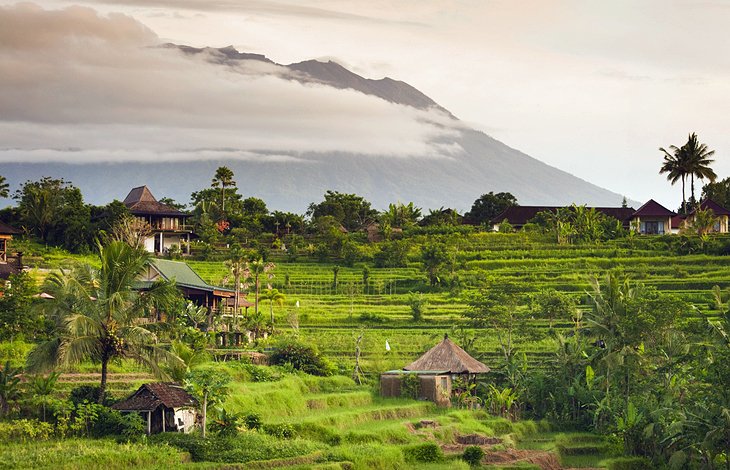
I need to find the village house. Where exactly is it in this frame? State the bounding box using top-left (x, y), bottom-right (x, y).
top-left (630, 199), bottom-right (675, 235)
top-left (679, 199), bottom-right (730, 234)
top-left (380, 335), bottom-right (490, 407)
top-left (112, 383), bottom-right (197, 435)
top-left (136, 258), bottom-right (255, 345)
top-left (123, 186), bottom-right (192, 255)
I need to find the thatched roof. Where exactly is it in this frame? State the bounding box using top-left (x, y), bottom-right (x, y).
top-left (123, 186), bottom-right (187, 217)
top-left (404, 335), bottom-right (490, 374)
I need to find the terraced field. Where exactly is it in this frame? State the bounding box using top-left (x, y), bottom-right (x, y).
top-left (187, 233), bottom-right (730, 374)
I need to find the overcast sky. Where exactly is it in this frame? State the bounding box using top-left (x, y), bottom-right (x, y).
top-left (2, 1), bottom-right (730, 208)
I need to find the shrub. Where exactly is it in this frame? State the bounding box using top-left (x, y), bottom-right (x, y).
top-left (605, 457), bottom-right (652, 470)
top-left (243, 412), bottom-right (262, 431)
top-left (209, 408), bottom-right (241, 436)
top-left (403, 442), bottom-right (443, 463)
top-left (400, 374), bottom-right (420, 400)
top-left (0, 419), bottom-right (53, 441)
top-left (91, 408), bottom-right (145, 439)
top-left (69, 385), bottom-right (101, 405)
top-left (263, 423), bottom-right (296, 439)
top-left (269, 338), bottom-right (333, 376)
top-left (462, 445), bottom-right (484, 466)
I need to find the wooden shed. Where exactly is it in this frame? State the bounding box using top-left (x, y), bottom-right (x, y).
top-left (380, 370), bottom-right (452, 407)
top-left (112, 383), bottom-right (197, 435)
top-left (380, 335), bottom-right (489, 407)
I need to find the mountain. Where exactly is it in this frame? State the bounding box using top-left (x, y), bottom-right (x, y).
top-left (2, 46), bottom-right (630, 212)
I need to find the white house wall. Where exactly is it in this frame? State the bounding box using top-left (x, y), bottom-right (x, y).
top-left (173, 407), bottom-right (197, 433)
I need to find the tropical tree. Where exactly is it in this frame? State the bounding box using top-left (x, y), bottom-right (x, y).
top-left (260, 288), bottom-right (285, 325)
top-left (0, 360), bottom-right (22, 417)
top-left (381, 202), bottom-right (422, 228)
top-left (683, 133), bottom-right (716, 206)
top-left (26, 241), bottom-right (183, 403)
top-left (465, 192), bottom-right (517, 226)
top-left (224, 248), bottom-right (248, 331)
top-left (185, 368), bottom-right (231, 438)
top-left (211, 166), bottom-right (236, 214)
top-left (0, 175), bottom-right (9, 199)
top-left (685, 208), bottom-right (718, 237)
top-left (166, 340), bottom-right (210, 383)
top-left (28, 372), bottom-right (61, 421)
top-left (245, 258), bottom-right (275, 316)
top-left (660, 142), bottom-right (689, 214)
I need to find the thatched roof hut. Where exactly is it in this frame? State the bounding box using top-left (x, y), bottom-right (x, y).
top-left (404, 335), bottom-right (489, 374)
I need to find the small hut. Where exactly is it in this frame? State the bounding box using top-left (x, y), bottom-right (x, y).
top-left (112, 383), bottom-right (197, 435)
top-left (381, 335), bottom-right (490, 407)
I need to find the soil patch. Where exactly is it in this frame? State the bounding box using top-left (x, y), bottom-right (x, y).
top-left (484, 448), bottom-right (563, 470)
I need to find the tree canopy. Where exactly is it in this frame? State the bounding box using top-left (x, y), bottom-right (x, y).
top-left (465, 192), bottom-right (517, 226)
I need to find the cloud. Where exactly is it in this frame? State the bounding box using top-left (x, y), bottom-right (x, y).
top-left (0, 3), bottom-right (460, 163)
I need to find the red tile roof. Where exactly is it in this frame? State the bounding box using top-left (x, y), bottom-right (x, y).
top-left (691, 199), bottom-right (730, 216)
top-left (631, 199), bottom-right (675, 218)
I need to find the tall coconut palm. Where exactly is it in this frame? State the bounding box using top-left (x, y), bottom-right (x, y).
top-left (660, 143), bottom-right (689, 214)
top-left (225, 248), bottom-right (247, 331)
top-left (211, 166), bottom-right (236, 214)
top-left (682, 133), bottom-right (716, 207)
top-left (26, 241), bottom-right (182, 403)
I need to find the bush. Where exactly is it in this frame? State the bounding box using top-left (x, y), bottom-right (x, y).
top-left (151, 432), bottom-right (321, 463)
top-left (69, 385), bottom-right (101, 405)
top-left (0, 419), bottom-right (53, 442)
top-left (243, 412), bottom-right (262, 431)
top-left (269, 338), bottom-right (333, 376)
top-left (605, 457), bottom-right (652, 470)
top-left (263, 423), bottom-right (296, 439)
top-left (91, 408), bottom-right (145, 439)
top-left (400, 374), bottom-right (420, 400)
top-left (462, 445), bottom-right (484, 466)
top-left (403, 442), bottom-right (443, 463)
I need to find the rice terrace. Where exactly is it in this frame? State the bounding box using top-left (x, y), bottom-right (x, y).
top-left (3, 2), bottom-right (730, 469)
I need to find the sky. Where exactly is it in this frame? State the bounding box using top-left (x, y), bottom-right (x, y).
top-left (2, 0), bottom-right (730, 208)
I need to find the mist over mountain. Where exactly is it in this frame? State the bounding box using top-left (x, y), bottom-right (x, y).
top-left (2, 44), bottom-right (629, 212)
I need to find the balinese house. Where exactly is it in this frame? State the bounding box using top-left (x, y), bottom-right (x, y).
top-left (630, 199), bottom-right (675, 235)
top-left (136, 259), bottom-right (254, 345)
top-left (123, 186), bottom-right (192, 255)
top-left (491, 206), bottom-right (636, 231)
top-left (381, 335), bottom-right (490, 407)
top-left (0, 221), bottom-right (23, 288)
top-left (682, 199), bottom-right (730, 234)
top-left (112, 383), bottom-right (197, 435)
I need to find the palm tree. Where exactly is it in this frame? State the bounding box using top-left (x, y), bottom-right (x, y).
top-left (683, 133), bottom-right (717, 207)
top-left (0, 361), bottom-right (21, 417)
top-left (246, 259), bottom-right (275, 316)
top-left (211, 166), bottom-right (236, 214)
top-left (260, 288), bottom-right (285, 324)
top-left (0, 175), bottom-right (9, 199)
top-left (26, 241), bottom-right (182, 403)
top-left (29, 372), bottom-right (60, 421)
top-left (225, 249), bottom-right (247, 331)
top-left (660, 143), bottom-right (689, 214)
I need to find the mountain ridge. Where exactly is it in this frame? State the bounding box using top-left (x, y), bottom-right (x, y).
top-left (2, 45), bottom-right (631, 211)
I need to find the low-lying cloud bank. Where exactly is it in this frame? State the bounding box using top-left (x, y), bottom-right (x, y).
top-left (0, 3), bottom-right (461, 163)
